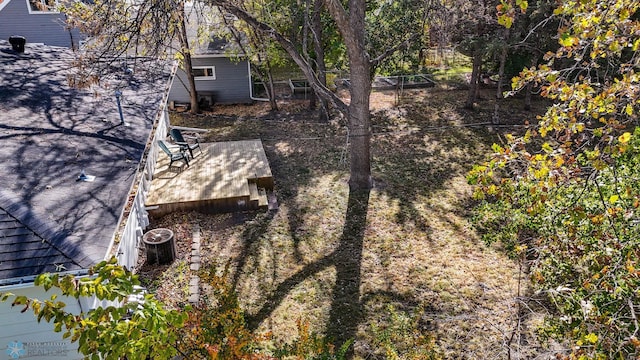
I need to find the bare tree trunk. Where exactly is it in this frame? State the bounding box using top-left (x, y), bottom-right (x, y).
top-left (178, 11), bottom-right (200, 114)
top-left (303, 0), bottom-right (317, 110)
top-left (465, 50), bottom-right (482, 109)
top-left (312, 0), bottom-right (329, 121)
top-left (264, 61), bottom-right (279, 111)
top-left (493, 30), bottom-right (509, 124)
top-left (224, 12), bottom-right (279, 111)
top-left (249, 62), bottom-right (278, 111)
top-left (250, 32), bottom-right (279, 111)
top-left (65, 14), bottom-right (77, 51)
top-left (326, 0), bottom-right (372, 189)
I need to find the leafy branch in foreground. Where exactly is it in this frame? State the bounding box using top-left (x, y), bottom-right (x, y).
top-left (1, 258), bottom-right (187, 360)
top-left (179, 263), bottom-right (352, 359)
top-left (469, 0), bottom-right (640, 358)
top-left (0, 258), bottom-right (355, 359)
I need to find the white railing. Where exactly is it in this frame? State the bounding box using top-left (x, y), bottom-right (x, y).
top-left (115, 105), bottom-right (171, 270)
top-left (142, 108), bottom-right (169, 193)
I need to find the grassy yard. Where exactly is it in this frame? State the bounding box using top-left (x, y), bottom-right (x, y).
top-left (141, 87), bottom-right (547, 359)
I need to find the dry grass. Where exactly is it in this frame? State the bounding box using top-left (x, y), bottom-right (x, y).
top-left (141, 87), bottom-right (548, 359)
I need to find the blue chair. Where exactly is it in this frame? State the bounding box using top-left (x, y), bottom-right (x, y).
top-left (158, 140), bottom-right (189, 169)
top-left (170, 128), bottom-right (202, 158)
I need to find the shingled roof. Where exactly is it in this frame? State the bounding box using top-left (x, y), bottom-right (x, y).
top-left (0, 40), bottom-right (172, 284)
top-left (0, 191), bottom-right (83, 280)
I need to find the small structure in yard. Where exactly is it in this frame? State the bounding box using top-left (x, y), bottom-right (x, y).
top-left (289, 79), bottom-right (312, 96)
top-left (145, 138), bottom-right (275, 217)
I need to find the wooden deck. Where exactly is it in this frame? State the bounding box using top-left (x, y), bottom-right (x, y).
top-left (145, 139), bottom-right (274, 217)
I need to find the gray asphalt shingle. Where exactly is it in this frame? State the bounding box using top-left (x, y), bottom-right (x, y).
top-left (0, 40), bottom-right (172, 283)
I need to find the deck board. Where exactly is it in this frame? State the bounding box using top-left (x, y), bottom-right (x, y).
top-left (145, 139), bottom-right (273, 216)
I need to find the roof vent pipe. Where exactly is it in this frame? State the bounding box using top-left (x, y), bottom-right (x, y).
top-left (9, 36), bottom-right (26, 53)
top-left (115, 90), bottom-right (128, 127)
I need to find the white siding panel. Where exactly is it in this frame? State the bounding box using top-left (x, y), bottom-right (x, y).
top-left (0, 285), bottom-right (83, 359)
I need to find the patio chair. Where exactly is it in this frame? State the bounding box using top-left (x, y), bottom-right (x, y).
top-left (170, 128), bottom-right (202, 158)
top-left (158, 140), bottom-right (189, 169)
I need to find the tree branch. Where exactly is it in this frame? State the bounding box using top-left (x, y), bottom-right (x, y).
top-left (370, 32), bottom-right (421, 68)
top-left (210, 0), bottom-right (349, 116)
top-left (321, 0), bottom-right (350, 40)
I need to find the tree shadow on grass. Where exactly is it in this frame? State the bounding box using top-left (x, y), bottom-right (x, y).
top-left (325, 188), bottom-right (369, 353)
top-left (244, 188), bottom-right (370, 354)
top-left (369, 92), bottom-right (501, 237)
top-left (195, 114), bottom-right (347, 267)
top-left (231, 210), bottom-right (277, 290)
top-left (174, 93), bottom-right (533, 355)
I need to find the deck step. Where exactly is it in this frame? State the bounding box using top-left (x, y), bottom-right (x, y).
top-left (249, 181), bottom-right (259, 201)
top-left (249, 182), bottom-right (269, 209)
top-left (257, 187), bottom-right (268, 208)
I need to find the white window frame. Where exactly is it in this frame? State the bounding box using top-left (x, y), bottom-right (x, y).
top-left (193, 66), bottom-right (216, 81)
top-left (27, 0), bottom-right (60, 13)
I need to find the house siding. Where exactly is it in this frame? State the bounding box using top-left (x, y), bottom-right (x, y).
top-left (0, 284), bottom-right (84, 360)
top-left (0, 0), bottom-right (81, 48)
top-left (169, 57), bottom-right (252, 105)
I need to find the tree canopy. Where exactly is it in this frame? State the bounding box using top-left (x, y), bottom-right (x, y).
top-left (470, 0), bottom-right (640, 357)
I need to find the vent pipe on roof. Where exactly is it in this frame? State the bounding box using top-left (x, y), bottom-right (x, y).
top-left (115, 90), bottom-right (128, 127)
top-left (8, 36), bottom-right (26, 53)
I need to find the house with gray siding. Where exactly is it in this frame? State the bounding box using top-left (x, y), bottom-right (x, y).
top-left (168, 5), bottom-right (254, 107)
top-left (0, 0), bottom-right (82, 48)
top-left (169, 49), bottom-right (253, 106)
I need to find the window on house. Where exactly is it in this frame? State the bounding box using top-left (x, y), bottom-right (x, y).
top-left (193, 66), bottom-right (216, 80)
top-left (28, 0), bottom-right (58, 12)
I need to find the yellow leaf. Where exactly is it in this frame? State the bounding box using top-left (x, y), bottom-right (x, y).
top-left (534, 167), bottom-right (549, 179)
top-left (619, 132), bottom-right (632, 144)
top-left (559, 34), bottom-right (578, 47)
top-left (585, 333), bottom-right (598, 344)
top-left (626, 104), bottom-right (634, 116)
top-left (609, 195), bottom-right (619, 204)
